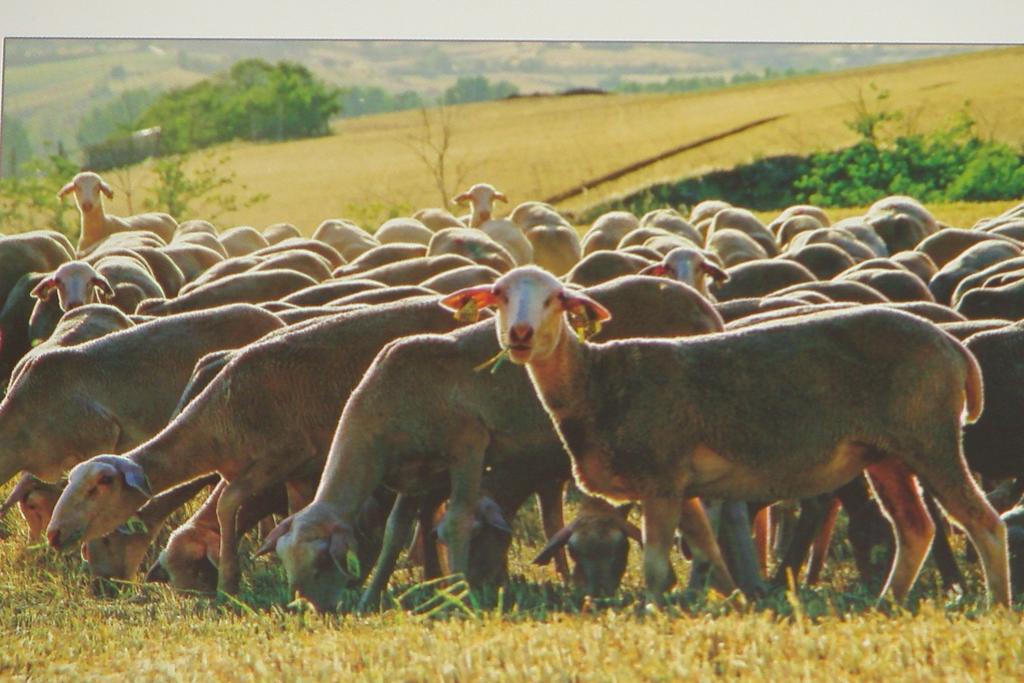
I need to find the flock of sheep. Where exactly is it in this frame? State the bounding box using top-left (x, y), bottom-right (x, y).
top-left (1, 170), bottom-right (1024, 613)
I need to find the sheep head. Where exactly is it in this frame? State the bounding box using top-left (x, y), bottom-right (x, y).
top-left (145, 525), bottom-right (223, 593)
top-left (47, 455), bottom-right (151, 552)
top-left (31, 261), bottom-right (114, 311)
top-left (451, 183), bottom-right (508, 227)
top-left (83, 525), bottom-right (155, 581)
top-left (640, 247), bottom-right (728, 294)
top-left (57, 171), bottom-right (113, 214)
top-left (441, 266), bottom-right (610, 364)
top-left (257, 503), bottom-right (360, 613)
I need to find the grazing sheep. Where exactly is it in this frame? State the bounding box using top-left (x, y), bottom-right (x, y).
top-left (785, 244), bottom-right (856, 280)
top-left (917, 229), bottom-right (1021, 269)
top-left (452, 183), bottom-right (508, 228)
top-left (478, 219), bottom-right (533, 266)
top-left (581, 211), bottom-right (640, 255)
top-left (509, 201), bottom-right (567, 230)
top-left (776, 215), bottom-right (825, 248)
top-left (0, 231), bottom-right (73, 304)
top-left (262, 275), bottom-right (735, 610)
top-left (178, 256), bottom-right (266, 295)
top-left (524, 224), bottom-right (583, 277)
top-left (707, 229), bottom-right (769, 267)
top-left (639, 208), bottom-right (703, 246)
top-left (0, 473), bottom-right (65, 542)
top-left (533, 496), bottom-right (642, 598)
top-left (956, 278), bottom-right (1024, 320)
top-left (868, 195), bottom-right (940, 235)
top-left (0, 304), bottom-right (284, 539)
top-left (175, 220), bottom-right (217, 237)
top-left (329, 285), bottom-right (437, 308)
top-left (788, 228), bottom-right (875, 262)
top-left (262, 223), bottom-right (302, 245)
top-left (929, 241), bottom-right (1021, 305)
top-left (420, 265), bottom-right (501, 295)
top-left (172, 231), bottom-right (229, 258)
top-left (443, 267), bottom-right (1009, 605)
top-left (58, 172), bottom-right (177, 252)
top-left (940, 319), bottom-right (1009, 341)
top-left (707, 208), bottom-right (778, 257)
top-left (160, 244), bottom-right (225, 283)
top-left (773, 280), bottom-right (890, 304)
top-left (412, 208), bottom-right (465, 232)
top-left (336, 255), bottom-right (476, 288)
top-left (892, 250), bottom-right (938, 285)
top-left (136, 270), bottom-right (318, 317)
top-left (87, 246), bottom-right (185, 299)
top-left (313, 219), bottom-right (378, 261)
top-left (334, 243), bottom-right (428, 278)
top-left (45, 297), bottom-right (476, 594)
top-left (709, 260), bottom-right (817, 302)
top-left (637, 247), bottom-right (728, 298)
top-left (835, 221), bottom-right (890, 258)
top-left (714, 296), bottom-right (822, 324)
top-left (689, 199), bottom-right (731, 226)
top-left (375, 218), bottom-right (434, 246)
top-left (564, 251), bottom-right (653, 288)
top-left (282, 279), bottom-right (386, 307)
top-left (253, 239), bottom-right (344, 269)
top-left (771, 204), bottom-right (831, 230)
top-left (427, 228), bottom-right (515, 273)
top-left (0, 273), bottom-right (47, 388)
top-left (949, 257), bottom-right (1024, 306)
top-left (250, 249), bottom-right (333, 282)
top-left (219, 226), bottom-right (270, 257)
top-left (840, 268), bottom-right (936, 303)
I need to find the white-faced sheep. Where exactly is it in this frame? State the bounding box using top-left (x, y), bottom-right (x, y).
top-left (58, 172), bottom-right (177, 253)
top-left (45, 296), bottom-right (476, 594)
top-left (427, 228), bottom-right (515, 273)
top-left (312, 219), bottom-right (379, 261)
top-left (580, 211), bottom-right (640, 255)
top-left (452, 183), bottom-right (508, 228)
top-left (375, 218), bottom-right (434, 246)
top-left (525, 223), bottom-right (582, 277)
top-left (638, 247), bottom-right (728, 298)
top-left (440, 266), bottom-right (1009, 606)
top-left (219, 226), bottom-right (270, 257)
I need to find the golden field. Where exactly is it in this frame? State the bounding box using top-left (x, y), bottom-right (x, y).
top-left (88, 46), bottom-right (1024, 232)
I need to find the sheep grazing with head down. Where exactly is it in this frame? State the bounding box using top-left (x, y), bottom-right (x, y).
top-left (440, 266), bottom-right (1010, 606)
top-left (58, 172), bottom-right (177, 254)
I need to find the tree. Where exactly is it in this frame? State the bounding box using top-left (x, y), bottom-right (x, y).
top-left (0, 115), bottom-right (34, 178)
top-left (442, 76), bottom-right (519, 105)
top-left (405, 103), bottom-right (467, 209)
top-left (76, 88), bottom-right (160, 148)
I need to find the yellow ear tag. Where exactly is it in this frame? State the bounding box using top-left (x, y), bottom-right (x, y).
top-left (454, 298), bottom-right (480, 323)
top-left (568, 307), bottom-right (602, 342)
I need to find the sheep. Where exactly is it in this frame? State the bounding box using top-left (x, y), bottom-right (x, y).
top-left (427, 228), bottom-right (515, 273)
top-left (219, 226), bottom-right (270, 257)
top-left (58, 172), bottom-right (177, 253)
top-left (0, 231), bottom-right (73, 304)
top-left (939, 319), bottom-right (1009, 341)
top-left (479, 219), bottom-right (533, 266)
top-left (334, 243), bottom-right (428, 278)
top-left (0, 273), bottom-right (47, 389)
top-left (709, 260), bottom-right (817, 302)
top-left (87, 246), bottom-right (185, 299)
top-left (312, 219), bottom-right (378, 261)
top-left (620, 246), bottom-right (663, 262)
top-left (637, 247), bottom-right (728, 298)
top-left (917, 229), bottom-right (1022, 269)
top-left (840, 268), bottom-right (936, 303)
top-left (929, 240), bottom-right (1022, 305)
top-left (989, 221), bottom-right (1024, 242)
top-left (262, 223), bottom-right (302, 245)
top-left (865, 209), bottom-right (933, 255)
top-left (179, 256), bottom-right (266, 295)
top-left (0, 474), bottom-right (64, 542)
top-left (714, 296), bottom-right (823, 324)
top-left (892, 250), bottom-right (938, 285)
top-left (775, 215), bottom-right (825, 248)
top-left (452, 183), bottom-right (508, 228)
top-left (689, 199), bottom-right (731, 226)
top-left (784, 244), bottom-right (856, 280)
top-left (509, 201), bottom-right (567, 230)
top-left (581, 211), bottom-right (640, 255)
top-left (524, 224), bottom-right (582, 277)
top-left (0, 304), bottom-right (284, 540)
top-left (833, 219), bottom-right (890, 258)
top-left (159, 244), bottom-right (225, 283)
top-left (643, 234), bottom-right (697, 257)
top-left (44, 296), bottom-right (477, 594)
top-left (261, 275), bottom-right (738, 610)
top-left (950, 257), bottom-right (1024, 306)
top-left (532, 496), bottom-right (642, 598)
top-left (175, 220), bottom-right (217, 237)
top-left (283, 279), bottom-right (386, 307)
top-left (788, 228), bottom-right (875, 262)
top-left (868, 195), bottom-right (940, 235)
top-left (335, 255), bottom-right (477, 289)
top-left (618, 227), bottom-right (675, 251)
top-left (253, 238), bottom-right (344, 270)
top-left (564, 251), bottom-right (653, 288)
top-left (172, 231), bottom-right (228, 258)
top-left (639, 208), bottom-right (703, 246)
top-left (412, 208), bottom-right (465, 232)
top-left (707, 208), bottom-right (778, 257)
top-left (707, 229), bottom-right (769, 267)
top-left (375, 218), bottom-right (434, 246)
top-left (28, 261), bottom-right (114, 314)
top-left (773, 280), bottom-right (890, 305)
top-left (442, 266), bottom-right (1010, 606)
top-left (956, 278), bottom-right (1024, 320)
top-left (330, 285), bottom-right (438, 308)
top-left (419, 265), bottom-right (501, 295)
top-left (249, 249), bottom-right (333, 282)
top-left (136, 270), bottom-right (318, 317)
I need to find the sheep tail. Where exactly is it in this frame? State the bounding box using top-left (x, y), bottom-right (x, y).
top-left (952, 334), bottom-right (984, 423)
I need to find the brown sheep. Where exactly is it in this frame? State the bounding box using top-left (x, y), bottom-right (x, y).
top-left (219, 226), bottom-right (270, 257)
top-left (709, 260), bottom-right (817, 302)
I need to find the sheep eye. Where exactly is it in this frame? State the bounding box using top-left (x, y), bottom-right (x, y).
top-left (98, 475), bottom-right (114, 486)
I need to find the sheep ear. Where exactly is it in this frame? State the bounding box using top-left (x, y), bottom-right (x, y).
top-left (451, 192), bottom-right (471, 205)
top-left (701, 261), bottom-right (729, 282)
top-left (0, 473), bottom-right (44, 517)
top-left (639, 263), bottom-right (669, 277)
top-left (255, 516), bottom-right (293, 556)
top-left (479, 500), bottom-right (513, 535)
top-left (560, 291), bottom-right (611, 322)
top-left (493, 192), bottom-right (508, 203)
top-left (95, 456), bottom-right (152, 499)
top-left (99, 181), bottom-right (114, 199)
top-left (439, 285), bottom-right (499, 322)
top-left (532, 522), bottom-right (576, 565)
top-left (145, 560), bottom-right (171, 583)
top-left (328, 525), bottom-right (359, 579)
top-left (57, 181), bottom-right (76, 199)
top-left (30, 278), bottom-right (57, 301)
top-left (92, 275), bottom-right (115, 299)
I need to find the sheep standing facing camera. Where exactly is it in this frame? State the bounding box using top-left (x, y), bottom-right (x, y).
top-left (440, 266), bottom-right (1010, 607)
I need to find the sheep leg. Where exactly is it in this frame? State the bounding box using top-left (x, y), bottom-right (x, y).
top-left (717, 500), bottom-right (767, 598)
top-left (751, 504), bottom-right (771, 574)
top-left (678, 497), bottom-right (736, 596)
top-left (864, 459), bottom-right (935, 603)
top-left (536, 478), bottom-right (570, 580)
top-left (438, 433), bottom-right (487, 581)
top-left (922, 491), bottom-right (966, 591)
top-left (214, 465), bottom-right (279, 595)
top-left (835, 475), bottom-right (893, 592)
top-left (358, 494), bottom-right (418, 613)
top-left (806, 495), bottom-right (842, 585)
top-left (641, 496), bottom-right (682, 604)
top-left (911, 459), bottom-right (1010, 607)
top-left (771, 493), bottom-right (833, 587)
